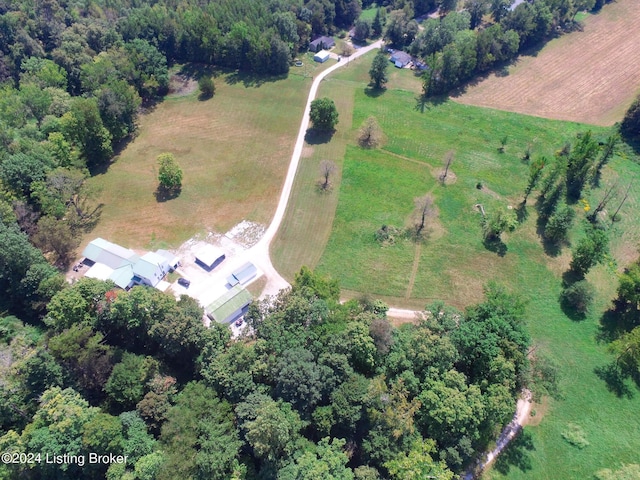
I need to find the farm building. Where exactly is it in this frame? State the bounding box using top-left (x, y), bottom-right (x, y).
top-left (206, 285), bottom-right (253, 324)
top-left (82, 238), bottom-right (139, 270)
top-left (195, 244), bottom-right (226, 270)
top-left (82, 238), bottom-right (177, 290)
top-left (309, 36), bottom-right (335, 52)
top-left (390, 51), bottom-right (412, 68)
top-left (313, 50), bottom-right (331, 63)
top-left (226, 262), bottom-right (258, 287)
top-left (132, 252), bottom-right (171, 288)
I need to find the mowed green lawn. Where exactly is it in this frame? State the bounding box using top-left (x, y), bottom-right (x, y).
top-left (84, 68), bottom-right (320, 250)
top-left (274, 51), bottom-right (640, 478)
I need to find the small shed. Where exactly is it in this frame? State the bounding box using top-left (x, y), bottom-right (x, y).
top-left (314, 50), bottom-right (331, 63)
top-left (195, 245), bottom-right (226, 271)
top-left (226, 262), bottom-right (258, 287)
top-left (309, 36), bottom-right (335, 52)
top-left (206, 285), bottom-right (253, 324)
top-left (390, 51), bottom-right (412, 68)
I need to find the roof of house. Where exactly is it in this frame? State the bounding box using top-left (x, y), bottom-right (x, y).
top-left (109, 264), bottom-right (135, 289)
top-left (314, 50), bottom-right (330, 59)
top-left (310, 36), bottom-right (334, 47)
top-left (156, 249), bottom-right (180, 267)
top-left (85, 262), bottom-right (113, 281)
top-left (132, 252), bottom-right (169, 283)
top-left (390, 51), bottom-right (412, 65)
top-left (206, 285), bottom-right (253, 324)
top-left (226, 262), bottom-right (258, 286)
top-left (82, 238), bottom-right (139, 270)
top-left (195, 244), bottom-right (225, 268)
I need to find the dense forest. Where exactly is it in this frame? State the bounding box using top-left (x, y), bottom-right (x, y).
top-left (2, 267), bottom-right (541, 479)
top-left (1, 0), bottom-right (639, 478)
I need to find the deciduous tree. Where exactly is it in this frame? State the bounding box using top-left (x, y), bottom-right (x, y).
top-left (157, 152), bottom-right (183, 193)
top-left (369, 50), bottom-right (389, 89)
top-left (310, 97), bottom-right (339, 131)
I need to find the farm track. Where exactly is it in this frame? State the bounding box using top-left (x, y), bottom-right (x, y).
top-left (454, 0), bottom-right (640, 125)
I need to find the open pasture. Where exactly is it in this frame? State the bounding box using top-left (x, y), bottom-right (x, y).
top-left (454, 0), bottom-right (640, 126)
top-left (84, 69), bottom-right (314, 250)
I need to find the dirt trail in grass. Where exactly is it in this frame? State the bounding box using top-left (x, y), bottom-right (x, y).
top-left (252, 39), bottom-right (384, 296)
top-left (464, 390), bottom-right (533, 480)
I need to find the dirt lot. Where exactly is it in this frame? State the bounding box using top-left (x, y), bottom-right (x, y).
top-left (453, 0), bottom-right (640, 126)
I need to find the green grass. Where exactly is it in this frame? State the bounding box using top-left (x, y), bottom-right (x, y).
top-left (359, 4), bottom-right (378, 21)
top-left (273, 48), bottom-right (640, 479)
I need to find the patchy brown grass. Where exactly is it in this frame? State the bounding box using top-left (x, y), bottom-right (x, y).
top-left (83, 72), bottom-right (310, 251)
top-left (454, 0), bottom-right (640, 126)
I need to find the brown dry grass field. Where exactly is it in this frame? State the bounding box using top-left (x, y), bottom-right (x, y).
top-left (454, 0), bottom-right (640, 126)
top-left (82, 68), bottom-right (321, 251)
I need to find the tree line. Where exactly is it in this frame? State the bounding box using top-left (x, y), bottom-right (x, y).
top-left (0, 268), bottom-right (548, 479)
top-left (376, 0), bottom-right (617, 97)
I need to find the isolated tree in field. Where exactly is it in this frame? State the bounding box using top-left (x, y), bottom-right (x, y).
top-left (569, 227), bottom-right (609, 277)
top-left (198, 75), bottom-right (215, 99)
top-left (594, 133), bottom-right (618, 178)
top-left (413, 194), bottom-right (434, 236)
top-left (566, 131), bottom-right (599, 200)
top-left (309, 97), bottom-right (339, 131)
top-left (544, 203), bottom-right (575, 244)
top-left (358, 116), bottom-right (383, 148)
top-left (561, 280), bottom-right (595, 315)
top-left (588, 182), bottom-right (617, 223)
top-left (482, 208), bottom-right (517, 242)
top-left (319, 160), bottom-right (336, 190)
top-left (523, 156), bottom-right (547, 204)
top-left (440, 150), bottom-right (455, 182)
top-left (369, 50), bottom-right (389, 89)
top-left (157, 153), bottom-right (183, 193)
top-left (611, 181), bottom-right (632, 223)
top-left (340, 43), bottom-right (354, 57)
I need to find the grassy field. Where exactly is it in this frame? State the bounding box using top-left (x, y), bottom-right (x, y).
top-left (454, 0), bottom-right (640, 126)
top-left (272, 47), bottom-right (640, 479)
top-left (82, 58), bottom-right (334, 251)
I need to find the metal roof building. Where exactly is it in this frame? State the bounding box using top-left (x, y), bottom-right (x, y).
top-left (195, 244), bottom-right (226, 270)
top-left (206, 285), bottom-right (253, 324)
top-left (226, 262), bottom-right (258, 286)
top-left (82, 238), bottom-right (139, 269)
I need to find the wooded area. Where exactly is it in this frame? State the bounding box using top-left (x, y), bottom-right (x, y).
top-left (1, 269), bottom-right (539, 479)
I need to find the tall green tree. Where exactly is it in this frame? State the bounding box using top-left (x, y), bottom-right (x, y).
top-left (157, 152), bottom-right (183, 193)
top-left (310, 97), bottom-right (339, 131)
top-left (369, 50), bottom-right (389, 89)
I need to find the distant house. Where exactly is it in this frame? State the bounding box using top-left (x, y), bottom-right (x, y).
top-left (313, 50), bottom-right (331, 63)
top-left (206, 285), bottom-right (253, 324)
top-left (390, 51), bottom-right (412, 68)
top-left (195, 244), bottom-right (226, 271)
top-left (132, 252), bottom-right (171, 288)
top-left (309, 36), bottom-right (335, 52)
top-left (226, 262), bottom-right (258, 287)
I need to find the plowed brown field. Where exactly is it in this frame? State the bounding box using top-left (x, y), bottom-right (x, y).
top-left (453, 0), bottom-right (640, 126)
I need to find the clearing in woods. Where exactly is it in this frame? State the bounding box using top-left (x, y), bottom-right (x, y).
top-left (83, 57), bottom-right (334, 251)
top-left (453, 0), bottom-right (640, 126)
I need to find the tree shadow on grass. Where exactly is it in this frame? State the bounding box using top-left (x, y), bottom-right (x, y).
top-left (594, 363), bottom-right (634, 399)
top-left (483, 237), bottom-right (507, 257)
top-left (304, 129), bottom-right (335, 145)
top-left (494, 429), bottom-right (535, 475)
top-left (364, 86), bottom-right (386, 98)
top-left (414, 94), bottom-right (447, 113)
top-left (515, 202), bottom-right (528, 223)
top-left (224, 70), bottom-right (287, 88)
top-left (154, 186), bottom-right (181, 202)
